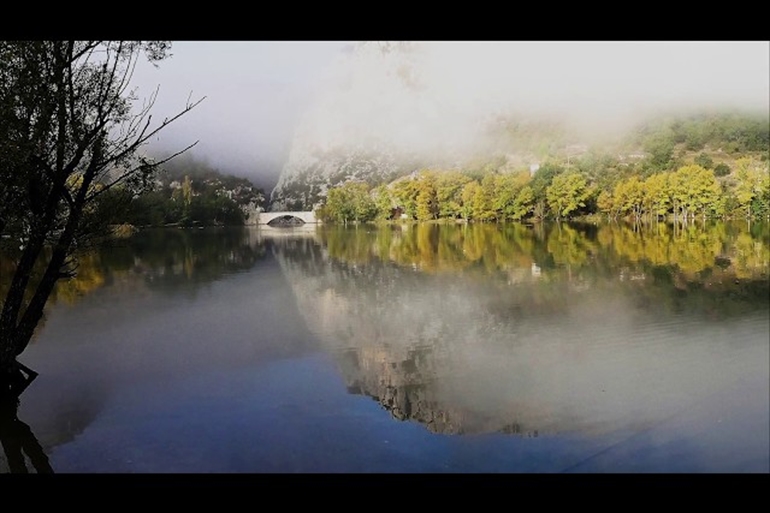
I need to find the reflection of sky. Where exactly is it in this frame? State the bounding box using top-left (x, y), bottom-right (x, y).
top-left (274, 236), bottom-right (769, 471)
top-left (12, 232), bottom-right (770, 473)
top-left (36, 353), bottom-right (627, 472)
top-left (18, 252), bottom-right (317, 454)
top-left (40, 350), bottom-right (769, 472)
top-left (293, 258), bottom-right (770, 435)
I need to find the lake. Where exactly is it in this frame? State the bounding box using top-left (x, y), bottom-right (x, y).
top-left (3, 221), bottom-right (769, 473)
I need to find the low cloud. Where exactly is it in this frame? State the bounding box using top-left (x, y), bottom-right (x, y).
top-left (294, 41), bottom-right (770, 160)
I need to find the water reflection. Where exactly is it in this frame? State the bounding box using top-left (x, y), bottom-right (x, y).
top-left (1, 221), bottom-right (767, 471)
top-left (2, 227), bottom-right (272, 472)
top-left (276, 222), bottom-right (769, 439)
top-left (1, 386), bottom-right (52, 473)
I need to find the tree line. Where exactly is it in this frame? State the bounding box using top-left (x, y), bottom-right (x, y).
top-left (318, 222), bottom-right (769, 284)
top-left (107, 162), bottom-right (265, 228)
top-left (316, 158), bottom-right (769, 224)
top-left (315, 111), bottom-right (770, 225)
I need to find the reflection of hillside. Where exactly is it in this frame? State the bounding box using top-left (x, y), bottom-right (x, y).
top-left (130, 228), bottom-right (266, 293)
top-left (1, 227), bottom-right (267, 315)
top-left (274, 222), bottom-right (769, 437)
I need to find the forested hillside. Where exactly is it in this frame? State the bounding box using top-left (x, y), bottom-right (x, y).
top-left (111, 153), bottom-right (266, 227)
top-left (315, 109), bottom-right (769, 224)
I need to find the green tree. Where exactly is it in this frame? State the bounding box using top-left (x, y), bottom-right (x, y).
top-left (669, 165), bottom-right (721, 220)
top-left (643, 173), bottom-right (671, 221)
top-left (373, 184), bottom-right (394, 221)
top-left (714, 163), bottom-right (731, 177)
top-left (530, 162), bottom-right (563, 220)
top-left (734, 157), bottom-right (769, 219)
top-left (317, 181), bottom-right (376, 224)
top-left (414, 171), bottom-right (438, 221)
top-left (0, 41), bottom-right (201, 388)
top-left (511, 185), bottom-right (535, 220)
top-left (643, 132), bottom-right (675, 171)
top-left (460, 181), bottom-right (481, 221)
top-left (392, 177), bottom-right (419, 219)
top-left (435, 171), bottom-right (471, 219)
top-left (546, 172), bottom-right (591, 221)
top-left (694, 153), bottom-right (714, 169)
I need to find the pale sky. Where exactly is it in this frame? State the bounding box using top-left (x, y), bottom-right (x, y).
top-left (128, 41), bottom-right (770, 190)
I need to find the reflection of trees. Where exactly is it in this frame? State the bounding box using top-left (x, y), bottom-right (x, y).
top-left (0, 365), bottom-right (52, 473)
top-left (50, 253), bottom-right (106, 305)
top-left (319, 221), bottom-right (770, 319)
top-left (546, 223), bottom-right (598, 269)
top-left (128, 228), bottom-right (266, 293)
top-left (276, 220), bottom-right (769, 437)
top-left (319, 221), bottom-right (768, 305)
top-left (1, 227), bottom-right (268, 353)
top-left (320, 223), bottom-right (547, 277)
top-left (1, 228), bottom-right (267, 308)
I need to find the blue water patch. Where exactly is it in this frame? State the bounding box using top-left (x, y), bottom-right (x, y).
top-left (47, 352), bottom-right (619, 473)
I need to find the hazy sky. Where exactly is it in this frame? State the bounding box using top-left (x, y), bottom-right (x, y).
top-left (128, 41), bottom-right (770, 190)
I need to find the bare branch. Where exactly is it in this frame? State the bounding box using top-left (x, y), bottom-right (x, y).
top-left (87, 140), bottom-right (200, 201)
top-left (106, 95), bottom-right (205, 167)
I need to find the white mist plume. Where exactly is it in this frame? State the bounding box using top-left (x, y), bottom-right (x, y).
top-left (292, 41), bottom-right (770, 159)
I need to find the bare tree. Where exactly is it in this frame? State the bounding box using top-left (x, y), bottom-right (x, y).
top-left (0, 41), bottom-right (203, 392)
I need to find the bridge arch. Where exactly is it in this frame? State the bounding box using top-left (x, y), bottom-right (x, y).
top-left (267, 214), bottom-right (305, 227)
top-left (257, 211), bottom-right (319, 225)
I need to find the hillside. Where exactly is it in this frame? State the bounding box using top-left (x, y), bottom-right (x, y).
top-left (271, 107), bottom-right (769, 216)
top-left (123, 153), bottom-right (267, 227)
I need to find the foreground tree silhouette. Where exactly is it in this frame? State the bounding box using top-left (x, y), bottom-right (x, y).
top-left (0, 41), bottom-right (202, 391)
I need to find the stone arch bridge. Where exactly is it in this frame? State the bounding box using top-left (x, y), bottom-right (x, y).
top-left (257, 211), bottom-right (319, 226)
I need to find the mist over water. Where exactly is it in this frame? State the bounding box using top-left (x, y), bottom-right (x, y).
top-left (9, 222), bottom-right (767, 472)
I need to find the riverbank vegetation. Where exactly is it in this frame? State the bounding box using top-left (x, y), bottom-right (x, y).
top-left (315, 110), bottom-right (769, 224)
top-left (103, 153), bottom-right (266, 228)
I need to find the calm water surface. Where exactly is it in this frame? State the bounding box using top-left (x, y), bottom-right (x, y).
top-left (4, 221), bottom-right (769, 472)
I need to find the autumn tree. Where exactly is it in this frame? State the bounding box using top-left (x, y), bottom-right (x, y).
top-left (613, 176), bottom-right (645, 221)
top-left (491, 173), bottom-right (517, 221)
top-left (316, 181), bottom-right (376, 224)
top-left (460, 181), bottom-right (481, 221)
top-left (414, 170), bottom-right (438, 221)
top-left (475, 174), bottom-right (499, 222)
top-left (372, 184), bottom-right (394, 221)
top-left (546, 172), bottom-right (591, 221)
top-left (435, 171), bottom-right (471, 219)
top-left (596, 190), bottom-right (616, 220)
top-left (511, 185), bottom-right (535, 221)
top-left (643, 173), bottom-right (671, 221)
top-left (391, 177), bottom-right (419, 220)
top-left (0, 41), bottom-right (202, 393)
top-left (734, 157), bottom-right (768, 219)
top-left (668, 165), bottom-right (721, 221)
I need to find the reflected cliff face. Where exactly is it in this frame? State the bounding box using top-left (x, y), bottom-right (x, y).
top-left (275, 222), bottom-right (770, 436)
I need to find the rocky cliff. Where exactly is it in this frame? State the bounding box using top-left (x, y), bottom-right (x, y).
top-left (269, 42), bottom-right (497, 211)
